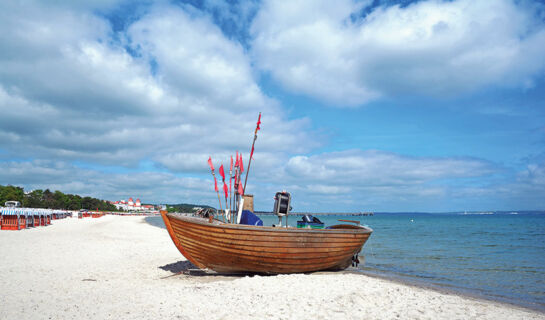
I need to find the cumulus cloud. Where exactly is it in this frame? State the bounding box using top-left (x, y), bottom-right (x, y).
top-left (281, 150), bottom-right (495, 185)
top-left (518, 163), bottom-right (545, 187)
top-left (1, 0), bottom-right (543, 211)
top-left (251, 0), bottom-right (545, 106)
top-left (0, 148), bottom-right (508, 212)
top-left (0, 160), bottom-right (216, 205)
top-left (0, 1), bottom-right (314, 170)
top-left (258, 149), bottom-right (543, 211)
top-left (242, 149), bottom-right (500, 211)
top-left (465, 162), bottom-right (545, 210)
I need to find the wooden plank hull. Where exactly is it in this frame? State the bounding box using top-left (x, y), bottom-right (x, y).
top-left (161, 212), bottom-right (372, 274)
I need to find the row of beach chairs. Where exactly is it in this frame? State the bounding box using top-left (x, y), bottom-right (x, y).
top-left (78, 211), bottom-right (105, 218)
top-left (0, 208), bottom-right (70, 231)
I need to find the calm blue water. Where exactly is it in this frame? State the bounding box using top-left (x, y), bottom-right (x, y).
top-left (149, 212), bottom-right (545, 310)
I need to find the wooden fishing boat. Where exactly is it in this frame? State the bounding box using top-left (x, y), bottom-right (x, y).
top-left (162, 115), bottom-right (372, 274)
top-left (161, 212), bottom-right (373, 274)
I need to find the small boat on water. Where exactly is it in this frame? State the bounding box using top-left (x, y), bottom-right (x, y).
top-left (161, 211), bottom-right (372, 274)
top-left (161, 114), bottom-right (372, 274)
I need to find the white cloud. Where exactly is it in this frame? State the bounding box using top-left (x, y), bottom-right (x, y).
top-left (251, 0), bottom-right (545, 106)
top-left (0, 148), bottom-right (500, 211)
top-left (240, 149), bottom-right (500, 211)
top-left (281, 150), bottom-right (495, 185)
top-left (126, 5), bottom-right (263, 111)
top-left (2, 148), bottom-right (542, 212)
top-left (0, 1), bottom-right (314, 170)
top-left (306, 184), bottom-right (351, 195)
top-left (518, 163), bottom-right (545, 186)
top-left (0, 160), bottom-right (216, 205)
top-left (1, 0), bottom-right (543, 212)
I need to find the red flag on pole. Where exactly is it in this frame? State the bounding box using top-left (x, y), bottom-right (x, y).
top-left (256, 113), bottom-right (261, 132)
top-left (235, 151), bottom-right (239, 168)
top-left (238, 178), bottom-right (244, 195)
top-left (219, 164), bottom-right (225, 181)
top-left (214, 176), bottom-right (218, 192)
top-left (223, 182), bottom-right (228, 199)
top-left (239, 154), bottom-right (244, 173)
top-left (207, 157), bottom-right (214, 171)
top-left (250, 145), bottom-right (255, 160)
top-left (230, 156), bottom-right (233, 172)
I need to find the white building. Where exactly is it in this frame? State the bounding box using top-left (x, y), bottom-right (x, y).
top-left (110, 197), bottom-right (154, 211)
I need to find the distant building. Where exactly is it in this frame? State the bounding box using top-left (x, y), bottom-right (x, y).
top-left (110, 197), bottom-right (156, 211)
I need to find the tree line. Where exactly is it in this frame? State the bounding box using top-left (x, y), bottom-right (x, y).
top-left (0, 185), bottom-right (118, 211)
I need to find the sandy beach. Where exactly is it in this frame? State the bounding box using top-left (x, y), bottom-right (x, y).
top-left (0, 216), bottom-right (543, 320)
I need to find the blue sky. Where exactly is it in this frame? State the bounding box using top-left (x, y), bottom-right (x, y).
top-left (0, 0), bottom-right (544, 212)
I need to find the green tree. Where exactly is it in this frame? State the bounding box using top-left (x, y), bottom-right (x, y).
top-left (42, 189), bottom-right (54, 208)
top-left (67, 194), bottom-right (82, 210)
top-left (0, 184), bottom-right (123, 212)
top-left (25, 189), bottom-right (44, 208)
top-left (81, 196), bottom-right (93, 210)
top-left (0, 185), bottom-right (24, 205)
top-left (53, 190), bottom-right (68, 209)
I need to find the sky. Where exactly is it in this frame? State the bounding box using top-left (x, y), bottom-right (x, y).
top-left (0, 0), bottom-right (544, 212)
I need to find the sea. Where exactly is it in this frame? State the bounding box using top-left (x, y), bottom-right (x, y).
top-left (148, 211), bottom-right (545, 311)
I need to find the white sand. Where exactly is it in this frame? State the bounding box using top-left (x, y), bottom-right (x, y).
top-left (1, 215), bottom-right (543, 320)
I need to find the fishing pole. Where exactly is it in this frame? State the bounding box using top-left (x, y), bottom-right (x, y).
top-left (229, 155), bottom-right (233, 222)
top-left (243, 113), bottom-right (261, 193)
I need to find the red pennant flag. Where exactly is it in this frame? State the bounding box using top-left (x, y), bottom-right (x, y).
top-left (219, 164), bottom-right (225, 181)
top-left (256, 113), bottom-right (261, 132)
top-left (235, 151), bottom-right (239, 168)
top-left (234, 173), bottom-right (237, 186)
top-left (207, 157), bottom-right (214, 171)
top-left (250, 144), bottom-right (255, 160)
top-left (223, 182), bottom-right (228, 200)
top-left (230, 155), bottom-right (233, 172)
top-left (239, 154), bottom-right (244, 173)
top-left (214, 176), bottom-right (218, 192)
top-left (238, 178), bottom-right (244, 195)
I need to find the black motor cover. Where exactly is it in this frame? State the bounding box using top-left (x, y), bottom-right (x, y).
top-left (273, 192), bottom-right (291, 216)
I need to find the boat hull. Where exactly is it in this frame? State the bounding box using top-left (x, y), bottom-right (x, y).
top-left (161, 212), bottom-right (372, 274)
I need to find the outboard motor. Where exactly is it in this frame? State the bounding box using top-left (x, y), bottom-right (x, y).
top-left (273, 191), bottom-right (292, 227)
top-left (297, 215), bottom-right (324, 229)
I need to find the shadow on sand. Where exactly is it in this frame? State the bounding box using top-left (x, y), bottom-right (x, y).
top-left (159, 260), bottom-right (264, 280)
top-left (159, 260), bottom-right (198, 273)
top-left (158, 260), bottom-right (241, 279)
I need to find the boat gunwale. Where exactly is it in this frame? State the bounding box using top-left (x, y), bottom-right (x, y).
top-left (167, 213), bottom-right (373, 234)
top-left (170, 224), bottom-right (369, 246)
top-left (170, 219), bottom-right (371, 241)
